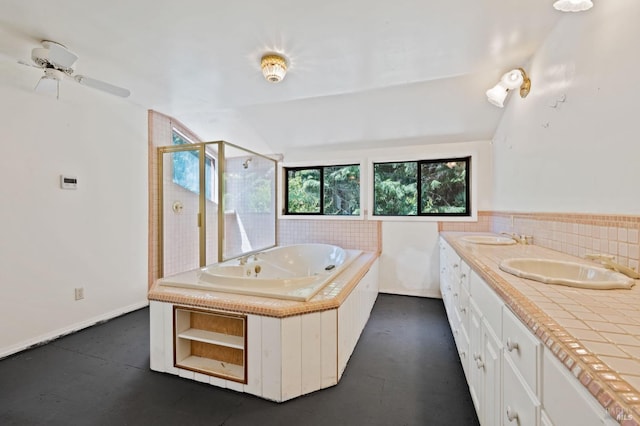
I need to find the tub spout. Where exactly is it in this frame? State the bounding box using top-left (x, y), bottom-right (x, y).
top-left (585, 254), bottom-right (640, 279)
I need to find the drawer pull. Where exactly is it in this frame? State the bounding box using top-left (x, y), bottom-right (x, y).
top-left (506, 406), bottom-right (519, 422)
top-left (453, 264), bottom-right (459, 268)
top-left (506, 338), bottom-right (519, 352)
top-left (474, 355), bottom-right (484, 369)
top-left (460, 273), bottom-right (466, 279)
top-left (461, 307), bottom-right (467, 313)
top-left (453, 292), bottom-right (459, 297)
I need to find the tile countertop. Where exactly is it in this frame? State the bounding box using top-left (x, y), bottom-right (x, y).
top-left (441, 232), bottom-right (640, 424)
top-left (147, 251), bottom-right (378, 318)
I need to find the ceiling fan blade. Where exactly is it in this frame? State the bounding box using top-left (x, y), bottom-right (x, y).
top-left (42, 40), bottom-right (78, 69)
top-left (74, 75), bottom-right (130, 98)
top-left (17, 59), bottom-right (42, 69)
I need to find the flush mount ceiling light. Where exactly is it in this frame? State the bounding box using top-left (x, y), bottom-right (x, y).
top-left (553, 0), bottom-right (593, 12)
top-left (486, 68), bottom-right (531, 108)
top-left (261, 53), bottom-right (288, 83)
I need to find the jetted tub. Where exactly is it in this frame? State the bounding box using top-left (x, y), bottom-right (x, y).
top-left (158, 244), bottom-right (362, 301)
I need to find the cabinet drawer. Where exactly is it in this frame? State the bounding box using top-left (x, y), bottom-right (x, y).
top-left (503, 356), bottom-right (540, 426)
top-left (503, 306), bottom-right (541, 396)
top-left (456, 286), bottom-right (470, 333)
top-left (470, 270), bottom-right (502, 335)
top-left (459, 261), bottom-right (471, 291)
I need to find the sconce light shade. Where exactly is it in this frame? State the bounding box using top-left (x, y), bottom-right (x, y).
top-left (486, 84), bottom-right (509, 108)
top-left (261, 54), bottom-right (288, 83)
top-left (486, 68), bottom-right (531, 108)
top-left (553, 0), bottom-right (593, 12)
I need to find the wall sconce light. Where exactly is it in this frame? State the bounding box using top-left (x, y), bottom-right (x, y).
top-left (553, 0), bottom-right (593, 12)
top-left (486, 68), bottom-right (531, 108)
top-left (261, 53), bottom-right (288, 83)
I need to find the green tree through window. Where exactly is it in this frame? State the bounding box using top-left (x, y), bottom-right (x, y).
top-left (374, 157), bottom-right (470, 216)
top-left (285, 165), bottom-right (360, 215)
top-left (172, 130), bottom-right (215, 201)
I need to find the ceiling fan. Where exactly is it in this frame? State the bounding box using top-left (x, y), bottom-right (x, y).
top-left (17, 40), bottom-right (130, 99)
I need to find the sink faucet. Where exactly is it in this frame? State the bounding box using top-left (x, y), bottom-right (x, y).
top-left (501, 232), bottom-right (532, 245)
top-left (585, 254), bottom-right (640, 279)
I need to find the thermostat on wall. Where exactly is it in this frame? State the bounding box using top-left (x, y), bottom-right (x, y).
top-left (60, 175), bottom-right (78, 190)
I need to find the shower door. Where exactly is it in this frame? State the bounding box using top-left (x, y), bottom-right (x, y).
top-left (158, 144), bottom-right (211, 277)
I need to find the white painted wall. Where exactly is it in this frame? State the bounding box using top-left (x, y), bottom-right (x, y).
top-left (283, 140), bottom-right (493, 297)
top-left (492, 0), bottom-right (640, 214)
top-left (0, 66), bottom-right (148, 357)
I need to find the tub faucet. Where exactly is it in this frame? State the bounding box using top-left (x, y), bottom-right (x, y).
top-left (585, 254), bottom-right (640, 279)
top-left (239, 255), bottom-right (251, 266)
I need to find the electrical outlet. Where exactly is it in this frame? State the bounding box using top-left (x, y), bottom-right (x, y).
top-left (74, 287), bottom-right (84, 300)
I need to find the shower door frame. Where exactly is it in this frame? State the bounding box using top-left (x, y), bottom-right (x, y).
top-left (157, 143), bottom-right (212, 278)
top-left (157, 141), bottom-right (278, 278)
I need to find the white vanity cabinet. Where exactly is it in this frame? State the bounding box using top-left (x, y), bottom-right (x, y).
top-left (502, 307), bottom-right (541, 426)
top-left (439, 236), bottom-right (619, 426)
top-left (468, 271), bottom-right (503, 426)
top-left (440, 240), bottom-right (471, 378)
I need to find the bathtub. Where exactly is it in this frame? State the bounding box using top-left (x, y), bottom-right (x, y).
top-left (158, 244), bottom-right (362, 301)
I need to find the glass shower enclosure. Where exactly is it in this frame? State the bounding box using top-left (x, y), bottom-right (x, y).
top-left (158, 141), bottom-right (277, 278)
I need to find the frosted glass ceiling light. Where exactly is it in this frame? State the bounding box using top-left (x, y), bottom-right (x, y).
top-left (553, 0), bottom-right (593, 12)
top-left (261, 53), bottom-right (288, 83)
top-left (486, 68), bottom-right (531, 108)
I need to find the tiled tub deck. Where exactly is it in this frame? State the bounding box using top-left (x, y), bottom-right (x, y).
top-left (148, 252), bottom-right (379, 402)
top-left (442, 232), bottom-right (640, 424)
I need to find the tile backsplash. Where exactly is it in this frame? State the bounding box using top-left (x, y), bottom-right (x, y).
top-left (442, 211), bottom-right (640, 273)
top-left (278, 219), bottom-right (381, 253)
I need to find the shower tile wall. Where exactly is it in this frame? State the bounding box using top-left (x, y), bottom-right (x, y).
top-left (149, 110), bottom-right (210, 286)
top-left (278, 219), bottom-right (381, 253)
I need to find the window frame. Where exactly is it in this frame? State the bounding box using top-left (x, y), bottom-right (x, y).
top-left (281, 162), bottom-right (363, 219)
top-left (368, 154), bottom-right (476, 222)
top-left (171, 128), bottom-right (218, 202)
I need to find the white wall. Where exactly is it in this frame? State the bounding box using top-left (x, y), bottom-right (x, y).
top-left (0, 67), bottom-right (148, 357)
top-left (283, 140), bottom-right (493, 297)
top-left (492, 0), bottom-right (640, 214)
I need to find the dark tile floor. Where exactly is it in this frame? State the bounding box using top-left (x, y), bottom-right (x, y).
top-left (0, 294), bottom-right (479, 426)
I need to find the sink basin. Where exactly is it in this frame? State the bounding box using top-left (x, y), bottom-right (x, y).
top-left (462, 235), bottom-right (517, 245)
top-left (499, 258), bottom-right (635, 290)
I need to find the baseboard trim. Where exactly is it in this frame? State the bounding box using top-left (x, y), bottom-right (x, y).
top-left (378, 289), bottom-right (442, 299)
top-left (0, 300), bottom-right (149, 360)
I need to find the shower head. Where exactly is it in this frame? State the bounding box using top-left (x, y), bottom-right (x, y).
top-left (242, 158), bottom-right (252, 169)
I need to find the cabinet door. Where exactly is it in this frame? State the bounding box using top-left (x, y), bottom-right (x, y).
top-left (468, 299), bottom-right (483, 418)
top-left (542, 350), bottom-right (609, 426)
top-left (503, 355), bottom-right (540, 426)
top-left (482, 320), bottom-right (502, 426)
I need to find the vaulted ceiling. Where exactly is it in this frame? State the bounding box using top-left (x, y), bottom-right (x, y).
top-left (0, 0), bottom-right (560, 154)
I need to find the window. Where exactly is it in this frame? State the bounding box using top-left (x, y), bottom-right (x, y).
top-left (373, 157), bottom-right (470, 216)
top-left (172, 129), bottom-right (215, 201)
top-left (284, 164), bottom-right (360, 215)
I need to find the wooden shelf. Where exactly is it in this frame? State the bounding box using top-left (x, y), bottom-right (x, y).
top-left (179, 355), bottom-right (244, 379)
top-left (178, 328), bottom-right (244, 349)
top-left (174, 306), bottom-right (247, 384)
